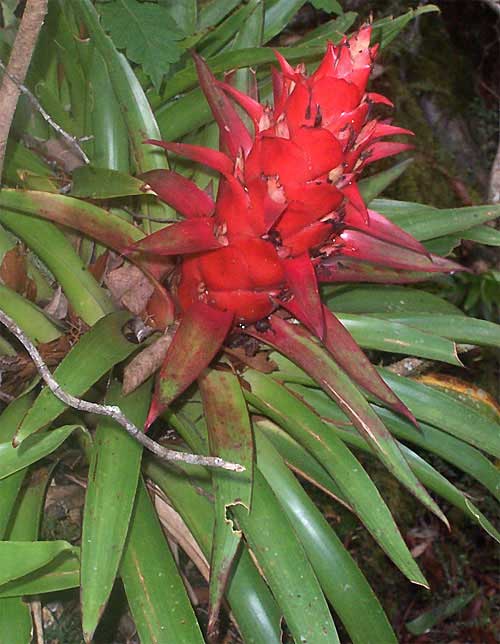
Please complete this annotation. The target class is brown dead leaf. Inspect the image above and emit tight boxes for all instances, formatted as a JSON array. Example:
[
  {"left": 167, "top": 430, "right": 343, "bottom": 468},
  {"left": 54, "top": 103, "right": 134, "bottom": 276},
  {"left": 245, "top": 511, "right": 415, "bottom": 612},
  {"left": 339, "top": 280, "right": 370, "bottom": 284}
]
[
  {"left": 44, "top": 286, "right": 69, "bottom": 320},
  {"left": 122, "top": 329, "right": 175, "bottom": 395},
  {"left": 88, "top": 251, "right": 110, "bottom": 283},
  {"left": 224, "top": 346, "right": 277, "bottom": 373},
  {"left": 152, "top": 487, "right": 210, "bottom": 582},
  {"left": 0, "top": 330, "right": 84, "bottom": 398},
  {"left": 39, "top": 138, "right": 85, "bottom": 173},
  {"left": 105, "top": 264, "right": 154, "bottom": 315},
  {"left": 0, "top": 246, "right": 28, "bottom": 294}
]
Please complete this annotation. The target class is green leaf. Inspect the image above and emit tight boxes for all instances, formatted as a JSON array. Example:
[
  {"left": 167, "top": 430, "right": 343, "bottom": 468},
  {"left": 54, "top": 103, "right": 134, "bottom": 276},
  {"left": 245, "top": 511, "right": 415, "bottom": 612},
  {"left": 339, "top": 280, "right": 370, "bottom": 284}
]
[
  {"left": 371, "top": 5, "right": 440, "bottom": 49},
  {"left": 462, "top": 224, "right": 500, "bottom": 246},
  {"left": 88, "top": 47, "right": 130, "bottom": 172},
  {"left": 100, "top": 0, "right": 185, "bottom": 90},
  {"left": 336, "top": 313, "right": 461, "bottom": 364},
  {"left": 263, "top": 0, "right": 308, "bottom": 42},
  {"left": 81, "top": 380, "right": 150, "bottom": 642},
  {"left": 0, "top": 425, "right": 80, "bottom": 481},
  {"left": 373, "top": 314, "right": 500, "bottom": 349},
  {"left": 256, "top": 418, "right": 347, "bottom": 506},
  {"left": 372, "top": 199, "right": 500, "bottom": 241},
  {"left": 0, "top": 208, "right": 112, "bottom": 324},
  {"left": 71, "top": 166, "right": 145, "bottom": 199},
  {"left": 423, "top": 234, "right": 461, "bottom": 256},
  {"left": 0, "top": 598, "right": 32, "bottom": 644},
  {"left": 309, "top": 0, "right": 343, "bottom": 15},
  {"left": 0, "top": 541, "right": 76, "bottom": 586},
  {"left": 359, "top": 158, "right": 414, "bottom": 203},
  {"left": 197, "top": 0, "right": 262, "bottom": 59},
  {"left": 251, "top": 319, "right": 448, "bottom": 527},
  {"left": 0, "top": 550, "right": 80, "bottom": 598},
  {"left": 0, "top": 285, "right": 60, "bottom": 344},
  {"left": 255, "top": 427, "right": 398, "bottom": 644},
  {"left": 197, "top": 0, "right": 240, "bottom": 31},
  {"left": 160, "top": 43, "right": 326, "bottom": 102},
  {"left": 199, "top": 369, "right": 253, "bottom": 636},
  {"left": 0, "top": 394, "right": 36, "bottom": 539},
  {"left": 16, "top": 311, "right": 138, "bottom": 443},
  {"left": 233, "top": 470, "right": 340, "bottom": 644},
  {"left": 144, "top": 459, "right": 283, "bottom": 644},
  {"left": 379, "top": 369, "right": 500, "bottom": 458},
  {"left": 406, "top": 593, "right": 476, "bottom": 636},
  {"left": 76, "top": 0, "right": 169, "bottom": 197},
  {"left": 120, "top": 479, "right": 205, "bottom": 644},
  {"left": 288, "top": 384, "right": 500, "bottom": 503},
  {"left": 244, "top": 371, "right": 428, "bottom": 586},
  {"left": 324, "top": 285, "right": 463, "bottom": 315},
  {"left": 0, "top": 189, "right": 142, "bottom": 252},
  {"left": 373, "top": 406, "right": 500, "bottom": 502}
]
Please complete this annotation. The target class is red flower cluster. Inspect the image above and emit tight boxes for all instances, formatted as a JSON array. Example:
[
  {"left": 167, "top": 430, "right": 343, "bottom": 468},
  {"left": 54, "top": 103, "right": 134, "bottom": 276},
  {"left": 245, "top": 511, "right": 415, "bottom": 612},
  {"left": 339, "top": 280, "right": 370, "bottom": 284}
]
[
  {"left": 134, "top": 26, "right": 455, "bottom": 341},
  {"left": 129, "top": 27, "right": 461, "bottom": 424}
]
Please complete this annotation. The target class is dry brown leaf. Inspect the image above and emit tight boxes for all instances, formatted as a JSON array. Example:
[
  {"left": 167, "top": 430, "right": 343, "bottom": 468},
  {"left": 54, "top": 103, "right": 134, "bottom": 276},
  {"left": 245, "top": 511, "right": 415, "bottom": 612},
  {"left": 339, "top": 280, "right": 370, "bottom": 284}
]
[
  {"left": 0, "top": 245, "right": 28, "bottom": 293},
  {"left": 122, "top": 330, "right": 175, "bottom": 395},
  {"left": 224, "top": 346, "right": 277, "bottom": 373},
  {"left": 44, "top": 285, "right": 68, "bottom": 320},
  {"left": 152, "top": 488, "right": 210, "bottom": 582},
  {"left": 40, "top": 138, "right": 85, "bottom": 173},
  {"left": 105, "top": 263, "right": 154, "bottom": 315}
]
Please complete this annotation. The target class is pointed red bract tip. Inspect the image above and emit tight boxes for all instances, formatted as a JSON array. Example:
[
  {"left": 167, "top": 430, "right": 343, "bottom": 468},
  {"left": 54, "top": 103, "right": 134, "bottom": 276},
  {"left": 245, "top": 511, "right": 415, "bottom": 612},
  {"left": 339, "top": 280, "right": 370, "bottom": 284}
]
[{"left": 144, "top": 394, "right": 165, "bottom": 431}]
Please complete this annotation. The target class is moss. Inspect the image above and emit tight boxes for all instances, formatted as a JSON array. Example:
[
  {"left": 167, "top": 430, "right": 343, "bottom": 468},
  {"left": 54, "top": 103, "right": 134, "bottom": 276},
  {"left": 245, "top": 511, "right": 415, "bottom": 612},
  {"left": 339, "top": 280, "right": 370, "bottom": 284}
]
[{"left": 363, "top": 9, "right": 486, "bottom": 207}]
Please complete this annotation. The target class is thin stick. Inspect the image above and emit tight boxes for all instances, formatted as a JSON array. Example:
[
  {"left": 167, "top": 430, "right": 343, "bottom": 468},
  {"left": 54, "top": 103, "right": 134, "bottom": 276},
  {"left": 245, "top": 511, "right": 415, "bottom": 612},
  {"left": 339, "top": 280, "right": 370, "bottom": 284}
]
[
  {"left": 0, "top": 59, "right": 90, "bottom": 165},
  {"left": 0, "top": 308, "right": 244, "bottom": 473},
  {"left": 0, "top": 0, "right": 49, "bottom": 181}
]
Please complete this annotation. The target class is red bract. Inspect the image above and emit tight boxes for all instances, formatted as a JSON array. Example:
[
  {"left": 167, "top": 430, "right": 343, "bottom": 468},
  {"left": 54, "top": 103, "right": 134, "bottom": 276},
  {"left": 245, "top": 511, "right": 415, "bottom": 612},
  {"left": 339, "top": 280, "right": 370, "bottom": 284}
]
[{"left": 132, "top": 27, "right": 462, "bottom": 424}]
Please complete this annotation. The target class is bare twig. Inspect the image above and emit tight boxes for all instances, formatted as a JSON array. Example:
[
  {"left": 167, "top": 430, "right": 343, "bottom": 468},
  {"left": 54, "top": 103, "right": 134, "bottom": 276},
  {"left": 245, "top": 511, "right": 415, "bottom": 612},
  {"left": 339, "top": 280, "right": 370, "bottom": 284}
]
[
  {"left": 0, "top": 59, "right": 90, "bottom": 165},
  {"left": 0, "top": 308, "right": 244, "bottom": 473},
  {"left": 0, "top": 0, "right": 49, "bottom": 181}
]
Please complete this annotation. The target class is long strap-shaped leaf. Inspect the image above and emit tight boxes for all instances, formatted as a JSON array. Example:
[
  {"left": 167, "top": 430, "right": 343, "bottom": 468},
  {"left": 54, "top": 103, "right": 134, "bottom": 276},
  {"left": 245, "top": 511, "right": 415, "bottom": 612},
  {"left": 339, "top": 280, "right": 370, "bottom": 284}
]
[
  {"left": 144, "top": 458, "right": 283, "bottom": 644},
  {"left": 120, "top": 479, "right": 205, "bottom": 644},
  {"left": 254, "top": 426, "right": 398, "bottom": 644},
  {"left": 322, "top": 306, "right": 417, "bottom": 422},
  {"left": 0, "top": 189, "right": 142, "bottom": 251},
  {"left": 15, "top": 311, "right": 138, "bottom": 443},
  {"left": 244, "top": 370, "right": 427, "bottom": 586},
  {"left": 199, "top": 368, "right": 254, "bottom": 639},
  {"left": 81, "top": 380, "right": 150, "bottom": 642},
  {"left": 233, "top": 469, "right": 340, "bottom": 644},
  {"left": 378, "top": 369, "right": 500, "bottom": 459},
  {"left": 287, "top": 383, "right": 500, "bottom": 503},
  {"left": 246, "top": 316, "right": 448, "bottom": 526}
]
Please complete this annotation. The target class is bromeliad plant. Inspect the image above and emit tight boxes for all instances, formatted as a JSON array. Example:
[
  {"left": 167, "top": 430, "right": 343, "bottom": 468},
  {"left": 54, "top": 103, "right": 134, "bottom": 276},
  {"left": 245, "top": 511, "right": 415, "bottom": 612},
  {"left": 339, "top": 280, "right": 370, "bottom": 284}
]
[
  {"left": 129, "top": 25, "right": 460, "bottom": 431},
  {"left": 0, "top": 2, "right": 499, "bottom": 643}
]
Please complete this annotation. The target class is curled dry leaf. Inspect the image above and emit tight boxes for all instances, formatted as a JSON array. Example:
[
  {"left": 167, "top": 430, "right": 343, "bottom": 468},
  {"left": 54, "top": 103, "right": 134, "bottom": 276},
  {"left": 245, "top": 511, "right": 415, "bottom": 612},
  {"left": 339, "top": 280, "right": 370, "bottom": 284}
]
[
  {"left": 44, "top": 285, "right": 69, "bottom": 320},
  {"left": 105, "top": 263, "right": 154, "bottom": 315},
  {"left": 122, "top": 328, "right": 176, "bottom": 395},
  {"left": 0, "top": 334, "right": 73, "bottom": 397},
  {"left": 0, "top": 245, "right": 36, "bottom": 300}
]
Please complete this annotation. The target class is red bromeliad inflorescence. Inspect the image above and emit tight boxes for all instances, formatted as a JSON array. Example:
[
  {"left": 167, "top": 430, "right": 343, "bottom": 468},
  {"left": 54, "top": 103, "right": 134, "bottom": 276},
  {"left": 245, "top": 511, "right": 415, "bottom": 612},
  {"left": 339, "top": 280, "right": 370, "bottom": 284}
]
[{"left": 129, "top": 27, "right": 462, "bottom": 425}]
